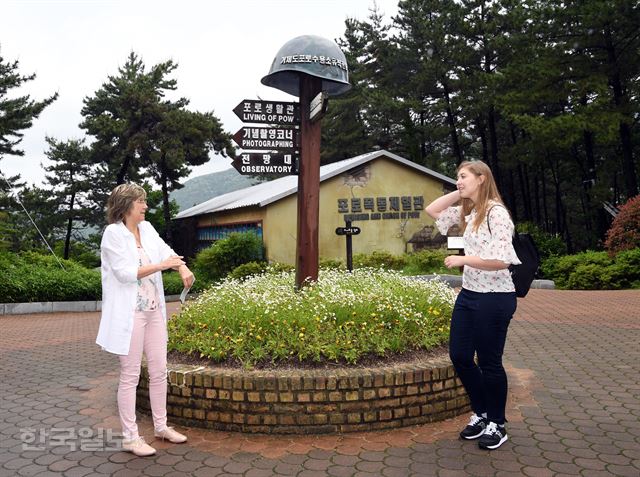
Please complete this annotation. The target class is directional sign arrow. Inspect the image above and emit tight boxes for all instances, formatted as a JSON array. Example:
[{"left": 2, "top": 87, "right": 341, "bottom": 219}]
[
  {"left": 335, "top": 226, "right": 361, "bottom": 236},
  {"left": 232, "top": 126, "right": 300, "bottom": 151},
  {"left": 233, "top": 152, "right": 298, "bottom": 168},
  {"left": 231, "top": 153, "right": 297, "bottom": 176},
  {"left": 233, "top": 99, "right": 300, "bottom": 125}
]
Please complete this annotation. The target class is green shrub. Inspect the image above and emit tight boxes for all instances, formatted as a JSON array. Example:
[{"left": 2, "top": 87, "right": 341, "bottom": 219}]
[
  {"left": 192, "top": 232, "right": 264, "bottom": 283},
  {"left": 541, "top": 250, "right": 610, "bottom": 289},
  {"left": 353, "top": 251, "right": 407, "bottom": 270},
  {"left": 0, "top": 251, "right": 202, "bottom": 303},
  {"left": 605, "top": 195, "right": 640, "bottom": 256},
  {"left": 0, "top": 251, "right": 101, "bottom": 302},
  {"left": 319, "top": 258, "right": 344, "bottom": 269},
  {"left": 566, "top": 264, "right": 616, "bottom": 290},
  {"left": 168, "top": 268, "right": 456, "bottom": 367},
  {"left": 403, "top": 249, "right": 455, "bottom": 275},
  {"left": 228, "top": 261, "right": 267, "bottom": 280},
  {"left": 611, "top": 248, "right": 640, "bottom": 288},
  {"left": 516, "top": 222, "right": 567, "bottom": 259},
  {"left": 53, "top": 241, "right": 100, "bottom": 268},
  {"left": 541, "top": 248, "right": 640, "bottom": 290},
  {"left": 266, "top": 262, "right": 295, "bottom": 274},
  {"left": 162, "top": 272, "right": 185, "bottom": 295}
]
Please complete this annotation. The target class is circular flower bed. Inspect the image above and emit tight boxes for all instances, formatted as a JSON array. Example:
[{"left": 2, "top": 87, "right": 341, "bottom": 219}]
[
  {"left": 139, "top": 269, "right": 468, "bottom": 434},
  {"left": 167, "top": 268, "right": 456, "bottom": 368}
]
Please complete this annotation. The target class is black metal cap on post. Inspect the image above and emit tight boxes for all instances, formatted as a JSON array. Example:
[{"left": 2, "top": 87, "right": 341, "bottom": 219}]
[{"left": 261, "top": 35, "right": 351, "bottom": 97}]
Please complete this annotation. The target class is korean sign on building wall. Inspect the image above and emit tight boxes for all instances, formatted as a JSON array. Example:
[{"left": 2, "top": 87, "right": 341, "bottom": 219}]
[{"left": 337, "top": 195, "right": 424, "bottom": 222}]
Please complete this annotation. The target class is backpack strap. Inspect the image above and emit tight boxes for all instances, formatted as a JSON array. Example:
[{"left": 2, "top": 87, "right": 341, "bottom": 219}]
[{"left": 486, "top": 204, "right": 504, "bottom": 236}]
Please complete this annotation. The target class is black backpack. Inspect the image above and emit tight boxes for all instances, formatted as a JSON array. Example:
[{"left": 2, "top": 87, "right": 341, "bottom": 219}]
[{"left": 487, "top": 206, "right": 541, "bottom": 297}]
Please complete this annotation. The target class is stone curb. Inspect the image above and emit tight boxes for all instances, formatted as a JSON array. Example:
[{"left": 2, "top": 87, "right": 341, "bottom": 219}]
[
  {"left": 0, "top": 276, "right": 556, "bottom": 316},
  {"left": 0, "top": 295, "right": 182, "bottom": 316}
]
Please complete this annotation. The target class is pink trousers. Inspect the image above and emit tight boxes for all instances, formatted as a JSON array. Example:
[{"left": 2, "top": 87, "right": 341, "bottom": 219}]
[{"left": 117, "top": 309, "right": 168, "bottom": 440}]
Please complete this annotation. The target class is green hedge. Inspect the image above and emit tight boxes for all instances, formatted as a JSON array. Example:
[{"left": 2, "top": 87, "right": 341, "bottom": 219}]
[
  {"left": 0, "top": 252, "right": 200, "bottom": 303},
  {"left": 541, "top": 248, "right": 640, "bottom": 289},
  {"left": 0, "top": 251, "right": 101, "bottom": 303},
  {"left": 192, "top": 232, "right": 264, "bottom": 283}
]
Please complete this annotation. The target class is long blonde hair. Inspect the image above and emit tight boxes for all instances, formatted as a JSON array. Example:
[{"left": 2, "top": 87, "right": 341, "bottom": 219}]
[{"left": 457, "top": 160, "right": 507, "bottom": 233}]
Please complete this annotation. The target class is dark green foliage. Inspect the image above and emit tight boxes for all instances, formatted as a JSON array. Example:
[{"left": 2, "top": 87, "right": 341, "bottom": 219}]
[
  {"left": 322, "top": 0, "right": 640, "bottom": 251},
  {"left": 319, "top": 258, "right": 344, "bottom": 270},
  {"left": 541, "top": 248, "right": 640, "bottom": 289},
  {"left": 403, "top": 249, "right": 454, "bottom": 275},
  {"left": 43, "top": 137, "right": 94, "bottom": 259},
  {"left": 0, "top": 251, "right": 202, "bottom": 303},
  {"left": 0, "top": 52, "right": 57, "bottom": 158},
  {"left": 162, "top": 272, "right": 186, "bottom": 296},
  {"left": 352, "top": 251, "right": 407, "bottom": 270},
  {"left": 80, "top": 52, "right": 234, "bottom": 242},
  {"left": 0, "top": 251, "right": 101, "bottom": 303},
  {"left": 53, "top": 241, "right": 99, "bottom": 269},
  {"left": 228, "top": 261, "right": 267, "bottom": 280},
  {"left": 516, "top": 222, "right": 567, "bottom": 259},
  {"left": 192, "top": 232, "right": 264, "bottom": 283}
]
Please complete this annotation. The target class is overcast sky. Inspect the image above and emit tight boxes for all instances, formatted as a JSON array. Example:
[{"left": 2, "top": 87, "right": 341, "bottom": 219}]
[{"left": 1, "top": 0, "right": 399, "bottom": 187}]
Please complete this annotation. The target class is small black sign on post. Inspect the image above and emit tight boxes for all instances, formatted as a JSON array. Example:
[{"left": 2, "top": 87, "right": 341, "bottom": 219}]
[{"left": 335, "top": 221, "right": 360, "bottom": 271}]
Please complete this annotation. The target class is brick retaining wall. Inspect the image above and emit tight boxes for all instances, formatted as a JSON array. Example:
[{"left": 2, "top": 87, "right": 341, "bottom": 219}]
[{"left": 138, "top": 354, "right": 470, "bottom": 434}]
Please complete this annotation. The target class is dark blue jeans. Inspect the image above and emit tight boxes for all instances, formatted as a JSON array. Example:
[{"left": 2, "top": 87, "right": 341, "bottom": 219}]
[{"left": 449, "top": 288, "right": 517, "bottom": 425}]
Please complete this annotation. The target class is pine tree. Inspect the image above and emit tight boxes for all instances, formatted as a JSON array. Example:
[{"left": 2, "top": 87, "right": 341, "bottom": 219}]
[
  {"left": 80, "top": 52, "right": 187, "bottom": 185},
  {"left": 42, "top": 137, "right": 93, "bottom": 259},
  {"left": 0, "top": 50, "right": 57, "bottom": 159}
]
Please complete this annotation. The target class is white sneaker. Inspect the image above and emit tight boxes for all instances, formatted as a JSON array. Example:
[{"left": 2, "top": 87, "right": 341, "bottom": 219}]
[
  {"left": 154, "top": 426, "right": 187, "bottom": 443},
  {"left": 122, "top": 437, "right": 156, "bottom": 456},
  {"left": 478, "top": 421, "right": 508, "bottom": 450}
]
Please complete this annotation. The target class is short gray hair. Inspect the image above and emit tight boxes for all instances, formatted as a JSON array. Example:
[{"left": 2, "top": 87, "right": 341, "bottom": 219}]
[{"left": 106, "top": 184, "right": 146, "bottom": 224}]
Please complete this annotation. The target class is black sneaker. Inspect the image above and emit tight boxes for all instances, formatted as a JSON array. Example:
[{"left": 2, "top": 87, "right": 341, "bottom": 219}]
[
  {"left": 459, "top": 413, "right": 487, "bottom": 440},
  {"left": 478, "top": 421, "right": 508, "bottom": 449}
]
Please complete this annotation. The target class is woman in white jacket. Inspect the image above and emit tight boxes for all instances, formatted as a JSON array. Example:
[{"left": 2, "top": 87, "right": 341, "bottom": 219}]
[{"left": 96, "top": 184, "right": 194, "bottom": 456}]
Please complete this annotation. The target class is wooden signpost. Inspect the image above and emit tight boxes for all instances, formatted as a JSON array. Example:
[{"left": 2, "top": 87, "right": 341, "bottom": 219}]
[{"left": 258, "top": 35, "right": 351, "bottom": 289}]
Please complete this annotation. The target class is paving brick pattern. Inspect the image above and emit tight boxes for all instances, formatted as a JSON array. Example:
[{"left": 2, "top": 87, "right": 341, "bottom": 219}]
[{"left": 1, "top": 289, "right": 639, "bottom": 476}]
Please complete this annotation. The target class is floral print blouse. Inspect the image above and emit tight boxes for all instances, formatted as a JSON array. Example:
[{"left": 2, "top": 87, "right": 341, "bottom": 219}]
[
  {"left": 136, "top": 246, "right": 159, "bottom": 311},
  {"left": 435, "top": 201, "right": 521, "bottom": 293}
]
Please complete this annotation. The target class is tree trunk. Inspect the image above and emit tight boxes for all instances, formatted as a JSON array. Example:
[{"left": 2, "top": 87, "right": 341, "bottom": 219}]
[
  {"left": 420, "top": 110, "right": 427, "bottom": 166},
  {"left": 477, "top": 117, "right": 488, "bottom": 163},
  {"left": 541, "top": 163, "right": 549, "bottom": 232},
  {"left": 533, "top": 169, "right": 541, "bottom": 224},
  {"left": 116, "top": 154, "right": 132, "bottom": 185},
  {"left": 64, "top": 191, "right": 75, "bottom": 260},
  {"left": 487, "top": 106, "right": 501, "bottom": 188},
  {"left": 160, "top": 159, "right": 172, "bottom": 245},
  {"left": 517, "top": 164, "right": 532, "bottom": 221},
  {"left": 604, "top": 27, "right": 638, "bottom": 197},
  {"left": 441, "top": 80, "right": 464, "bottom": 165},
  {"left": 507, "top": 169, "right": 517, "bottom": 222}
]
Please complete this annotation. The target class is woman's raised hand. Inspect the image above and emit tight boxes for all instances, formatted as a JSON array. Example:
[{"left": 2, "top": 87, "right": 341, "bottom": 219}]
[{"left": 161, "top": 255, "right": 185, "bottom": 271}]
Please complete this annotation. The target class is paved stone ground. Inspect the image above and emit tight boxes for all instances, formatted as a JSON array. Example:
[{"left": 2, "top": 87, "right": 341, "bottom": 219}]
[{"left": 1, "top": 290, "right": 639, "bottom": 477}]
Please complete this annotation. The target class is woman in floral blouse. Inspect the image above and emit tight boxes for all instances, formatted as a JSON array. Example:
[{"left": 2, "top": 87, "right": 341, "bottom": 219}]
[{"left": 425, "top": 160, "right": 521, "bottom": 450}]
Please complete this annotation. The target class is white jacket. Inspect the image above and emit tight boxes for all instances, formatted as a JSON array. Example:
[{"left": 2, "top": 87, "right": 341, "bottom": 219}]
[{"left": 96, "top": 221, "right": 176, "bottom": 355}]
